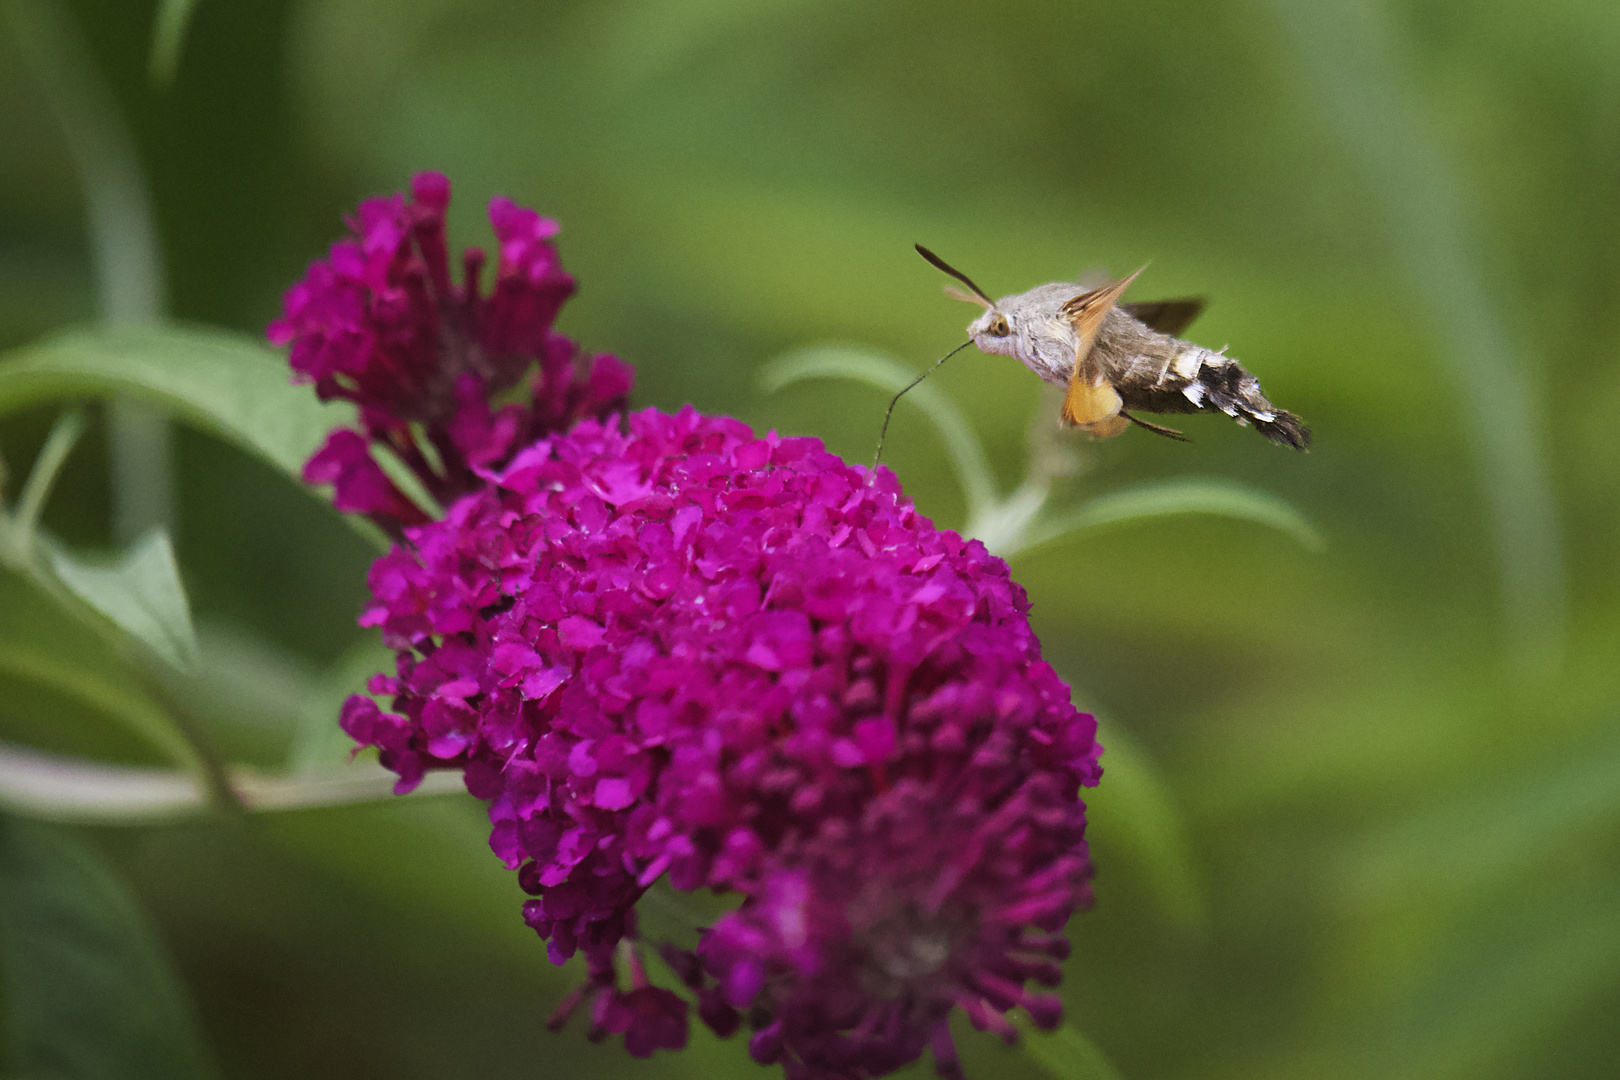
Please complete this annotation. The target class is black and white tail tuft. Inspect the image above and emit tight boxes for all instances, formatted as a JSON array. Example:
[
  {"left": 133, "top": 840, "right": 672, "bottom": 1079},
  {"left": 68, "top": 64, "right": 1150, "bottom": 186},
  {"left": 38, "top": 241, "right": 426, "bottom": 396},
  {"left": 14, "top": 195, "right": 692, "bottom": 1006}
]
[{"left": 1196, "top": 359, "right": 1311, "bottom": 450}]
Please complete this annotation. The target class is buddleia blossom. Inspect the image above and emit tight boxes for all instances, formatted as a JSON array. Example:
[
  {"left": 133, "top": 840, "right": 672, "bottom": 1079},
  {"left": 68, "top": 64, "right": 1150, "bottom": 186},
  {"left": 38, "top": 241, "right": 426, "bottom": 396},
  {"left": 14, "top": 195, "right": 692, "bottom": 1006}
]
[
  {"left": 269, "top": 171, "right": 631, "bottom": 530},
  {"left": 279, "top": 175, "right": 1102, "bottom": 1080}
]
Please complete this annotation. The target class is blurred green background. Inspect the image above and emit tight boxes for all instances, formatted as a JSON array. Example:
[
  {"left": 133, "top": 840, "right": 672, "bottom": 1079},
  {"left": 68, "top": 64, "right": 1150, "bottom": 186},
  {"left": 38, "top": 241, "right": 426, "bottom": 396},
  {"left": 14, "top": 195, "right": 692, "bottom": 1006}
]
[{"left": 2, "top": 0, "right": 1620, "bottom": 1078}]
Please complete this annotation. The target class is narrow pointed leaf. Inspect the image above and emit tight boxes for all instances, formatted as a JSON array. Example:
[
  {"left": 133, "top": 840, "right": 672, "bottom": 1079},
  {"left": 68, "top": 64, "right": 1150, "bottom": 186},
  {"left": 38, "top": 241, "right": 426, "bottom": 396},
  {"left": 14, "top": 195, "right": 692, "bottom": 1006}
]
[
  {"left": 50, "top": 529, "right": 198, "bottom": 672},
  {"left": 1024, "top": 478, "right": 1324, "bottom": 553},
  {"left": 1271, "top": 0, "right": 1564, "bottom": 667},
  {"left": 0, "top": 323, "right": 350, "bottom": 484},
  {"left": 371, "top": 439, "right": 447, "bottom": 521},
  {"left": 0, "top": 813, "right": 216, "bottom": 1080}
]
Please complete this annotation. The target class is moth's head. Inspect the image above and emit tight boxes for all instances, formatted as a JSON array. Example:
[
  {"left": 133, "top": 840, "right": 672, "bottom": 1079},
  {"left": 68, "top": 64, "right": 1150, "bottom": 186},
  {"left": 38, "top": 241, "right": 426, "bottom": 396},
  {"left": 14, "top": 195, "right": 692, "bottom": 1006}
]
[
  {"left": 964, "top": 304, "right": 1017, "bottom": 357},
  {"left": 914, "top": 244, "right": 1016, "bottom": 356}
]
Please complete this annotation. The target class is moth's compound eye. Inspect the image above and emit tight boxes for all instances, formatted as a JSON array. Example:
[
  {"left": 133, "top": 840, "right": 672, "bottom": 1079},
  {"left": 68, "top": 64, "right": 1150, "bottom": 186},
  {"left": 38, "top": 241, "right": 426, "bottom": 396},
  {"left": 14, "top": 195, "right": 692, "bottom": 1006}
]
[{"left": 987, "top": 314, "right": 1011, "bottom": 337}]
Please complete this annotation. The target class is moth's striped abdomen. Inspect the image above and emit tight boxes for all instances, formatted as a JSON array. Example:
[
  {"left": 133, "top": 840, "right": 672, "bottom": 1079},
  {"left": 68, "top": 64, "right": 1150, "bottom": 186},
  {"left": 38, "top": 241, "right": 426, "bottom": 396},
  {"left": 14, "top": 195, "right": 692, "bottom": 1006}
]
[{"left": 1095, "top": 316, "right": 1311, "bottom": 450}]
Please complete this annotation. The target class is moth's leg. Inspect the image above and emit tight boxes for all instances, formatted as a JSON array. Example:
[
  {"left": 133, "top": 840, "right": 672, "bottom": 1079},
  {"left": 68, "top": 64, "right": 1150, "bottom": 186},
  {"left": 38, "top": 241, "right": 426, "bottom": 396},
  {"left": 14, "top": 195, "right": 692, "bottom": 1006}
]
[{"left": 1119, "top": 410, "right": 1189, "bottom": 442}]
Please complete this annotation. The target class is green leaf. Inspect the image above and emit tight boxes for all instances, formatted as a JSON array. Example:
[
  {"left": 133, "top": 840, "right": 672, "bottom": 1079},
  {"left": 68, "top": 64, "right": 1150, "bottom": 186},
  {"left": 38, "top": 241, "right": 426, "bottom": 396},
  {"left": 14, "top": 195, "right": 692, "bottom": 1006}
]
[
  {"left": 0, "top": 323, "right": 351, "bottom": 485},
  {"left": 1022, "top": 478, "right": 1324, "bottom": 554},
  {"left": 759, "top": 344, "right": 999, "bottom": 518},
  {"left": 3, "top": 0, "right": 164, "bottom": 326},
  {"left": 0, "top": 813, "right": 216, "bottom": 1080},
  {"left": 1015, "top": 1016, "right": 1126, "bottom": 1080},
  {"left": 172, "top": 623, "right": 319, "bottom": 766},
  {"left": 49, "top": 529, "right": 198, "bottom": 673},
  {"left": 0, "top": 641, "right": 195, "bottom": 770},
  {"left": 637, "top": 879, "right": 743, "bottom": 953}
]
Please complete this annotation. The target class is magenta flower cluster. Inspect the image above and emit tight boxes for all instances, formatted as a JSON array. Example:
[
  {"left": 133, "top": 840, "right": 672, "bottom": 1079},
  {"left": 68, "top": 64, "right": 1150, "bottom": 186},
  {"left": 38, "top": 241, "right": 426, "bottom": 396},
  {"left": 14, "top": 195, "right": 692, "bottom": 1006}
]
[
  {"left": 269, "top": 171, "right": 630, "bottom": 531},
  {"left": 279, "top": 175, "right": 1102, "bottom": 1080}
]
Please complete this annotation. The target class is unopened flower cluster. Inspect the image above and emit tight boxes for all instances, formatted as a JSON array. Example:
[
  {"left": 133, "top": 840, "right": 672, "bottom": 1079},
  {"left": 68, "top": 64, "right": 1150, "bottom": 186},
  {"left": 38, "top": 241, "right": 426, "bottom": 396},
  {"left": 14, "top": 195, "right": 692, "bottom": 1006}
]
[{"left": 277, "top": 174, "right": 1102, "bottom": 1080}]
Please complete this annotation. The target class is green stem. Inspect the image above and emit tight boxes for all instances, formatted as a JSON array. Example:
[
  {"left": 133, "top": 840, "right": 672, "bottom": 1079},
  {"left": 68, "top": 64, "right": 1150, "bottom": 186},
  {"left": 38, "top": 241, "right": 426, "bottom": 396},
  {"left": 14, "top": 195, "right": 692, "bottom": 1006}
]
[
  {"left": 126, "top": 668, "right": 243, "bottom": 815},
  {"left": 964, "top": 476, "right": 1052, "bottom": 558},
  {"left": 759, "top": 346, "right": 1001, "bottom": 521},
  {"left": 147, "top": 0, "right": 202, "bottom": 87},
  {"left": 7, "top": 409, "right": 85, "bottom": 563},
  {"left": 0, "top": 741, "right": 465, "bottom": 824},
  {"left": 19, "top": 534, "right": 242, "bottom": 814}
]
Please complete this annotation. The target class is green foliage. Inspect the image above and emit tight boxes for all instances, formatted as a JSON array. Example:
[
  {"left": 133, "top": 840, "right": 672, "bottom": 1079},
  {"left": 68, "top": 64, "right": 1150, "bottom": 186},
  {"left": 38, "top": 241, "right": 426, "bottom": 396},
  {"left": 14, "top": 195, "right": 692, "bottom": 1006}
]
[
  {"left": 0, "top": 0, "right": 1617, "bottom": 1078},
  {"left": 0, "top": 325, "right": 348, "bottom": 484},
  {"left": 146, "top": 0, "right": 201, "bottom": 88},
  {"left": 1023, "top": 479, "right": 1324, "bottom": 555},
  {"left": 0, "top": 813, "right": 216, "bottom": 1080},
  {"left": 6, "top": 407, "right": 85, "bottom": 558},
  {"left": 50, "top": 528, "right": 199, "bottom": 672}
]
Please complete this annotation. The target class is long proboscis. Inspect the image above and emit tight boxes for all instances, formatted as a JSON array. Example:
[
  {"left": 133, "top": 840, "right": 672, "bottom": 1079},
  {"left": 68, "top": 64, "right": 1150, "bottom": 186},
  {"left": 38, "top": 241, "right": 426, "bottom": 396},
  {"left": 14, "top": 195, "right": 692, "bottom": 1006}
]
[
  {"left": 914, "top": 244, "right": 995, "bottom": 306},
  {"left": 870, "top": 339, "right": 974, "bottom": 479}
]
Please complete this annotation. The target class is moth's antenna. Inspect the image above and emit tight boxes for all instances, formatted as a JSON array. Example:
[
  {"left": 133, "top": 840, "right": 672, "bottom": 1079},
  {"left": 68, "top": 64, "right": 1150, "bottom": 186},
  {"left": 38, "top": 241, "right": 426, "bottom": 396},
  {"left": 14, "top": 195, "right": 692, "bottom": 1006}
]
[
  {"left": 915, "top": 244, "right": 995, "bottom": 306},
  {"left": 871, "top": 339, "right": 974, "bottom": 480}
]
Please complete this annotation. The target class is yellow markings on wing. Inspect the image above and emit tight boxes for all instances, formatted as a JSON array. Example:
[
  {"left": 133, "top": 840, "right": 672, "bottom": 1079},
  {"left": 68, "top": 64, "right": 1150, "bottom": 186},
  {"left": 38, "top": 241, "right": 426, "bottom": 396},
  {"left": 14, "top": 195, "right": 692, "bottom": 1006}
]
[
  {"left": 1057, "top": 266, "right": 1142, "bottom": 438},
  {"left": 1059, "top": 377, "right": 1124, "bottom": 430}
]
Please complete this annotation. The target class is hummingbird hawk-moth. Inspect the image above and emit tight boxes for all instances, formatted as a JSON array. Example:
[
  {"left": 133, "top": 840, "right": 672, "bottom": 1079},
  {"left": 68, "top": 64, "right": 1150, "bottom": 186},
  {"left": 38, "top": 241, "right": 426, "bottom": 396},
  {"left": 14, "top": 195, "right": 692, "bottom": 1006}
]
[{"left": 916, "top": 245, "right": 1310, "bottom": 449}]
